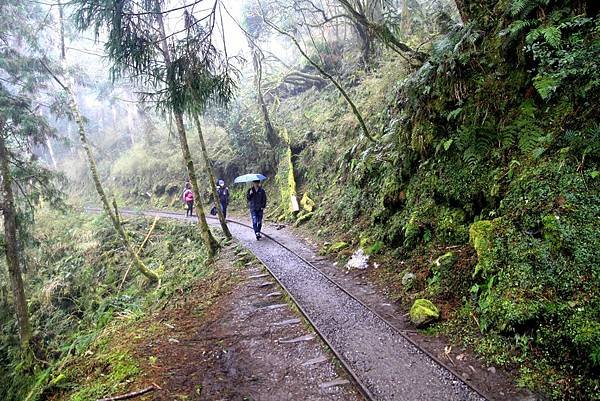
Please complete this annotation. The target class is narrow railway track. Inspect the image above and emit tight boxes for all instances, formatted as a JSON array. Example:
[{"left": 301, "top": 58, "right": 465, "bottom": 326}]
[{"left": 97, "top": 207, "right": 490, "bottom": 401}]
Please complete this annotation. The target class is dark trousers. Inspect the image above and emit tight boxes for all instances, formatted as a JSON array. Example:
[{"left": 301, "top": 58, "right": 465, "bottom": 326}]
[
  {"left": 186, "top": 201, "right": 193, "bottom": 216},
  {"left": 250, "top": 209, "right": 263, "bottom": 234},
  {"left": 220, "top": 202, "right": 227, "bottom": 219}
]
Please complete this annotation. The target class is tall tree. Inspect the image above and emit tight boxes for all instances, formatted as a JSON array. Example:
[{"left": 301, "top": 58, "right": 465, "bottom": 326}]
[
  {"left": 258, "top": 0, "right": 376, "bottom": 142},
  {"left": 46, "top": 1, "right": 160, "bottom": 281},
  {"left": 0, "top": 125, "right": 31, "bottom": 348},
  {"left": 0, "top": 0, "right": 65, "bottom": 346},
  {"left": 72, "top": 0, "right": 236, "bottom": 256}
]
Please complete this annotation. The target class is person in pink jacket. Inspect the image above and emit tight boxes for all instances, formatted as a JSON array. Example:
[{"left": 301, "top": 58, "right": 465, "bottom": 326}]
[{"left": 182, "top": 182, "right": 194, "bottom": 217}]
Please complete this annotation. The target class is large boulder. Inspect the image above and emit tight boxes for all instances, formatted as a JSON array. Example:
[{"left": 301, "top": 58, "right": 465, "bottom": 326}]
[{"left": 410, "top": 299, "right": 440, "bottom": 327}]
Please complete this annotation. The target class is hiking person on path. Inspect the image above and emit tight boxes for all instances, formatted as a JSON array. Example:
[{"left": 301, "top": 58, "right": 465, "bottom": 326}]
[
  {"left": 182, "top": 182, "right": 194, "bottom": 217},
  {"left": 217, "top": 179, "right": 230, "bottom": 219},
  {"left": 247, "top": 180, "right": 267, "bottom": 240}
]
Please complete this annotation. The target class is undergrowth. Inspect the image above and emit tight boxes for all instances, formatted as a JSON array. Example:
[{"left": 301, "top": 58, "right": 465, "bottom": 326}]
[{"left": 0, "top": 209, "right": 214, "bottom": 401}]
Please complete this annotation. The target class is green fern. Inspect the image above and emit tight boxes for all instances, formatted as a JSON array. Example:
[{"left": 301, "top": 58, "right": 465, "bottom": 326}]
[
  {"left": 518, "top": 128, "right": 545, "bottom": 154},
  {"left": 501, "top": 19, "right": 538, "bottom": 39},
  {"left": 499, "top": 129, "right": 516, "bottom": 148},
  {"left": 527, "top": 26, "right": 562, "bottom": 48},
  {"left": 533, "top": 75, "right": 559, "bottom": 99},
  {"left": 509, "top": 0, "right": 549, "bottom": 18},
  {"left": 462, "top": 146, "right": 480, "bottom": 169}
]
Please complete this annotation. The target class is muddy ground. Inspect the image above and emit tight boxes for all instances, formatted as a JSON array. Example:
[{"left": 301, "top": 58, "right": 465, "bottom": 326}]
[{"left": 128, "top": 242, "right": 363, "bottom": 401}]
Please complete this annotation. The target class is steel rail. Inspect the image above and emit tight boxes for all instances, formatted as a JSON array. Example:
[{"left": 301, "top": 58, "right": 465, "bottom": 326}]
[{"left": 88, "top": 207, "right": 491, "bottom": 401}]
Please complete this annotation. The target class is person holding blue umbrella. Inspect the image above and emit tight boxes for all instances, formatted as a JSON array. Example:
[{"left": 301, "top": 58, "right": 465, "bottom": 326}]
[
  {"left": 235, "top": 174, "right": 267, "bottom": 240},
  {"left": 247, "top": 180, "right": 267, "bottom": 240}
]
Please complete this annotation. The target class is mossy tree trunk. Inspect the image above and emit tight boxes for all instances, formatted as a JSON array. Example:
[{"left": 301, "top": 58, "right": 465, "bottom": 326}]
[
  {"left": 192, "top": 113, "right": 231, "bottom": 238},
  {"left": 155, "top": 9, "right": 219, "bottom": 256},
  {"left": 43, "top": 64, "right": 160, "bottom": 282},
  {"left": 0, "top": 126, "right": 32, "bottom": 348}
]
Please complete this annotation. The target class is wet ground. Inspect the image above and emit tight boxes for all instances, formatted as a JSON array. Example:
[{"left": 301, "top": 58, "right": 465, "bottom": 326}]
[
  {"left": 112, "top": 208, "right": 538, "bottom": 401},
  {"left": 132, "top": 242, "right": 362, "bottom": 401}
]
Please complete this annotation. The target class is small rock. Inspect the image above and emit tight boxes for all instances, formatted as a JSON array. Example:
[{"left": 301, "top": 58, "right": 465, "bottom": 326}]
[
  {"left": 262, "top": 303, "right": 287, "bottom": 310},
  {"left": 319, "top": 378, "right": 350, "bottom": 389},
  {"left": 249, "top": 273, "right": 269, "bottom": 279},
  {"left": 487, "top": 366, "right": 496, "bottom": 374},
  {"left": 302, "top": 355, "right": 328, "bottom": 366},
  {"left": 278, "top": 334, "right": 315, "bottom": 343},
  {"left": 272, "top": 318, "right": 301, "bottom": 326},
  {"left": 401, "top": 272, "right": 416, "bottom": 288},
  {"left": 409, "top": 299, "right": 440, "bottom": 327}
]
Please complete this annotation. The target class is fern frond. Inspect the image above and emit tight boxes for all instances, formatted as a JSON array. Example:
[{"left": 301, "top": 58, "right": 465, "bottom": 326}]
[
  {"left": 533, "top": 75, "right": 559, "bottom": 99},
  {"left": 502, "top": 19, "right": 537, "bottom": 39},
  {"left": 526, "top": 26, "right": 562, "bottom": 48}
]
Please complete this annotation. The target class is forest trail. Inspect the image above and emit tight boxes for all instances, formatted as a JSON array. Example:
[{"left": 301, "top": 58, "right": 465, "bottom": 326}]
[
  {"left": 99, "top": 216, "right": 361, "bottom": 401},
  {"left": 114, "top": 209, "right": 539, "bottom": 401}
]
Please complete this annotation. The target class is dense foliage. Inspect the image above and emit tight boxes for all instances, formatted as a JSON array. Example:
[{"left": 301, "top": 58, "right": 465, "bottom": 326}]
[
  {"left": 1, "top": 0, "right": 598, "bottom": 400},
  {"left": 0, "top": 212, "right": 211, "bottom": 400},
  {"left": 196, "top": 1, "right": 599, "bottom": 399}
]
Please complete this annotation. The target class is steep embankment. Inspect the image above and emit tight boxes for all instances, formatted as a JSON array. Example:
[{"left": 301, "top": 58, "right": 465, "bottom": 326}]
[{"left": 216, "top": 3, "right": 599, "bottom": 400}]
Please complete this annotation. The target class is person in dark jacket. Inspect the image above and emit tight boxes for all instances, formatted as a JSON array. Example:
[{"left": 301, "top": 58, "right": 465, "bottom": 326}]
[
  {"left": 216, "top": 179, "right": 230, "bottom": 219},
  {"left": 247, "top": 180, "right": 267, "bottom": 240}
]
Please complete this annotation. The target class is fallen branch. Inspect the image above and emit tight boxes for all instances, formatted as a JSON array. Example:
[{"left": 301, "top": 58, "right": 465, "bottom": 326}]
[
  {"left": 118, "top": 216, "right": 160, "bottom": 292},
  {"left": 97, "top": 386, "right": 156, "bottom": 401}
]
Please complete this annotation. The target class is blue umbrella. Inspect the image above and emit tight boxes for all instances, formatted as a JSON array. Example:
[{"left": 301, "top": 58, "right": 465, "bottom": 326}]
[{"left": 234, "top": 173, "right": 267, "bottom": 184}]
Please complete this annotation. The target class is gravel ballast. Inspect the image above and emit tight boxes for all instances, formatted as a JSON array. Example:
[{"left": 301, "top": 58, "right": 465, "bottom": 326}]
[{"left": 122, "top": 210, "right": 486, "bottom": 401}]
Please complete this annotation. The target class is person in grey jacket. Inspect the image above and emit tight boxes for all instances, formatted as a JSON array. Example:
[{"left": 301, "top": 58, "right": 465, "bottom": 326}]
[{"left": 247, "top": 180, "right": 267, "bottom": 240}]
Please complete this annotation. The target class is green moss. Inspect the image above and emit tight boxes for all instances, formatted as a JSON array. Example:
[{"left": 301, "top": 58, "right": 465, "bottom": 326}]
[
  {"left": 469, "top": 218, "right": 502, "bottom": 278},
  {"left": 68, "top": 350, "right": 140, "bottom": 401},
  {"left": 294, "top": 211, "right": 314, "bottom": 227},
  {"left": 410, "top": 299, "right": 440, "bottom": 327},
  {"left": 300, "top": 193, "right": 315, "bottom": 212},
  {"left": 329, "top": 241, "right": 349, "bottom": 252},
  {"left": 271, "top": 146, "right": 299, "bottom": 221}
]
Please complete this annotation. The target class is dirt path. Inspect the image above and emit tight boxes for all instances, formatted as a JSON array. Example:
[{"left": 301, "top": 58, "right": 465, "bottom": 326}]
[{"left": 132, "top": 241, "right": 363, "bottom": 401}]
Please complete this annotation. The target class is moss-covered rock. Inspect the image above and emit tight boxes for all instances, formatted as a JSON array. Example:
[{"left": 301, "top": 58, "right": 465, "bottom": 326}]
[
  {"left": 432, "top": 251, "right": 457, "bottom": 271},
  {"left": 300, "top": 193, "right": 315, "bottom": 212},
  {"left": 294, "top": 211, "right": 314, "bottom": 227},
  {"left": 410, "top": 299, "right": 440, "bottom": 327},
  {"left": 329, "top": 241, "right": 349, "bottom": 252},
  {"left": 469, "top": 218, "right": 502, "bottom": 278},
  {"left": 401, "top": 272, "right": 416, "bottom": 289}
]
